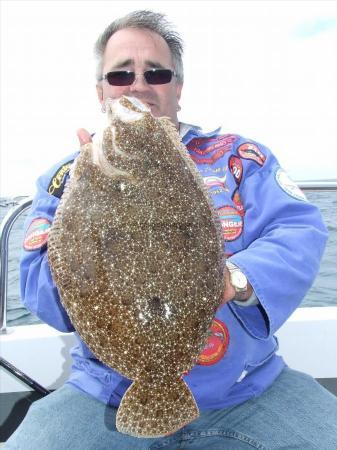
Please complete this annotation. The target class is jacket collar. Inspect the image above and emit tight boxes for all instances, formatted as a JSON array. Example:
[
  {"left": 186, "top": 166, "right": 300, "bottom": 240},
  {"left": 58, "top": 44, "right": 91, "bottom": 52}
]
[{"left": 179, "top": 122, "right": 222, "bottom": 144}]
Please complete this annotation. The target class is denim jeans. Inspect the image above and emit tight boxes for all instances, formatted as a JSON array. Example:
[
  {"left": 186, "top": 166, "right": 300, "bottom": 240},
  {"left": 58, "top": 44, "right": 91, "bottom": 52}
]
[{"left": 5, "top": 367, "right": 337, "bottom": 449}]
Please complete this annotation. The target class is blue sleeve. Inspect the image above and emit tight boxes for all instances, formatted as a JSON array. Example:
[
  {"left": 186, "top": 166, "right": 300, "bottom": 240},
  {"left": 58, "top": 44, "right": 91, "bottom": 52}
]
[
  {"left": 20, "top": 154, "right": 78, "bottom": 333},
  {"left": 228, "top": 142, "right": 328, "bottom": 339}
]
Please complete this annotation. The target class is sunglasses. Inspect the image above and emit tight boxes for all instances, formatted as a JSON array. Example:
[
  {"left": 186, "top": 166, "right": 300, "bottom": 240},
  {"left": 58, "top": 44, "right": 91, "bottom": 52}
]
[{"left": 101, "top": 69, "right": 176, "bottom": 86}]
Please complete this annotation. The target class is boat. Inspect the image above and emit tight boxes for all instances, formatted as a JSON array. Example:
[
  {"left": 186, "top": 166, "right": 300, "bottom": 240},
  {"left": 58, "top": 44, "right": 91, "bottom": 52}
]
[{"left": 1, "top": 183, "right": 337, "bottom": 443}]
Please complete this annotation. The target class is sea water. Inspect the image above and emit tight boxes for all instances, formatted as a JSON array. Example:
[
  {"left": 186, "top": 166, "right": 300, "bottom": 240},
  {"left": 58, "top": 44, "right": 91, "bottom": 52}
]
[{"left": 1, "top": 191, "right": 336, "bottom": 327}]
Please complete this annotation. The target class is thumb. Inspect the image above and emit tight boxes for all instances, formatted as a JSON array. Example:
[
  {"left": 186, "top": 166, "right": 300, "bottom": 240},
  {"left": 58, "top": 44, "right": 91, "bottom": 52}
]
[
  {"left": 221, "top": 268, "right": 235, "bottom": 305},
  {"left": 77, "top": 128, "right": 92, "bottom": 146}
]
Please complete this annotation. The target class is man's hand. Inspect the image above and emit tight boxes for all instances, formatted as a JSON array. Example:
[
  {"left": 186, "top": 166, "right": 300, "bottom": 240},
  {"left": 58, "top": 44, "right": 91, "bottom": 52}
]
[
  {"left": 222, "top": 267, "right": 236, "bottom": 304},
  {"left": 77, "top": 128, "right": 92, "bottom": 146},
  {"left": 221, "top": 267, "right": 253, "bottom": 305}
]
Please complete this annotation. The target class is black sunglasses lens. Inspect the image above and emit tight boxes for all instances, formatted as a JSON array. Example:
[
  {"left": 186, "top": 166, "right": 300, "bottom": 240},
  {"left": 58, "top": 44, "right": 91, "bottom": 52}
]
[
  {"left": 105, "top": 69, "right": 173, "bottom": 86},
  {"left": 144, "top": 69, "right": 173, "bottom": 85},
  {"left": 106, "top": 71, "right": 135, "bottom": 86}
]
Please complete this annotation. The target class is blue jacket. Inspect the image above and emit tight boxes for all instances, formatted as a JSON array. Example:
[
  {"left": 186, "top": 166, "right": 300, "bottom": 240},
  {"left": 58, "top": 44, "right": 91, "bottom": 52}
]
[{"left": 20, "top": 124, "right": 328, "bottom": 410}]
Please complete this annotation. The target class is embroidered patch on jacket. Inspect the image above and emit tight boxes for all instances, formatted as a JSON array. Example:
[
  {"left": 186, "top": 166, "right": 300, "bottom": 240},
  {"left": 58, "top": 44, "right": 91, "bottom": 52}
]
[
  {"left": 228, "top": 155, "right": 243, "bottom": 185},
  {"left": 232, "top": 188, "right": 245, "bottom": 216},
  {"left": 187, "top": 135, "right": 238, "bottom": 165},
  {"left": 187, "top": 135, "right": 238, "bottom": 155},
  {"left": 275, "top": 168, "right": 307, "bottom": 201},
  {"left": 197, "top": 319, "right": 230, "bottom": 366},
  {"left": 237, "top": 142, "right": 266, "bottom": 166},
  {"left": 23, "top": 218, "right": 51, "bottom": 251},
  {"left": 203, "top": 171, "right": 229, "bottom": 191},
  {"left": 48, "top": 160, "right": 74, "bottom": 198},
  {"left": 217, "top": 205, "right": 243, "bottom": 241},
  {"left": 188, "top": 147, "right": 230, "bottom": 165},
  {"left": 198, "top": 165, "right": 226, "bottom": 175}
]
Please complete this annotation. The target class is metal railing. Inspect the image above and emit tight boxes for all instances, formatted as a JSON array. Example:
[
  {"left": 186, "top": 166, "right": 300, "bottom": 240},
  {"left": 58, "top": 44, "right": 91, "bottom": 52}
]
[
  {"left": 296, "top": 181, "right": 337, "bottom": 191},
  {"left": 0, "top": 197, "right": 33, "bottom": 333},
  {"left": 0, "top": 356, "right": 50, "bottom": 395},
  {"left": 0, "top": 197, "right": 52, "bottom": 395}
]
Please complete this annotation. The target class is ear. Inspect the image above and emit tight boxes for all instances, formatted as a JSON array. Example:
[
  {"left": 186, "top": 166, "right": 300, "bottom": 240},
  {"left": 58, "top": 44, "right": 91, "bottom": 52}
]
[
  {"left": 96, "top": 84, "right": 104, "bottom": 104},
  {"left": 176, "top": 82, "right": 183, "bottom": 102}
]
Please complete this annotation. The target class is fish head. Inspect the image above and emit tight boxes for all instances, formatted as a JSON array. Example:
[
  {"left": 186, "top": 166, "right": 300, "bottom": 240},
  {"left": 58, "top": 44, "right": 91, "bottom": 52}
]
[
  {"left": 105, "top": 95, "right": 151, "bottom": 123},
  {"left": 87, "top": 96, "right": 167, "bottom": 180}
]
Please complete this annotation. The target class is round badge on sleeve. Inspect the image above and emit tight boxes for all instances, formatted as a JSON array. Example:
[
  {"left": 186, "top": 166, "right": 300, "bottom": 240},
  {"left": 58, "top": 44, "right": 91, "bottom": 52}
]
[
  {"left": 275, "top": 168, "right": 307, "bottom": 202},
  {"left": 197, "top": 319, "right": 230, "bottom": 366},
  {"left": 228, "top": 155, "right": 243, "bottom": 185},
  {"left": 217, "top": 206, "right": 243, "bottom": 241},
  {"left": 23, "top": 218, "right": 51, "bottom": 251}
]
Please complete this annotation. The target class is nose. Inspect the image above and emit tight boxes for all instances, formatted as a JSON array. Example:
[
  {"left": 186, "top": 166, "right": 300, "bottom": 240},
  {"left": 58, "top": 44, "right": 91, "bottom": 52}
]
[{"left": 129, "top": 73, "right": 151, "bottom": 93}]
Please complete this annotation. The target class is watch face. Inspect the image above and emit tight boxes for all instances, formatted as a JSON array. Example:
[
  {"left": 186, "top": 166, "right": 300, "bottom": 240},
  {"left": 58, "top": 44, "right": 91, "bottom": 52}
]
[{"left": 232, "top": 271, "right": 247, "bottom": 290}]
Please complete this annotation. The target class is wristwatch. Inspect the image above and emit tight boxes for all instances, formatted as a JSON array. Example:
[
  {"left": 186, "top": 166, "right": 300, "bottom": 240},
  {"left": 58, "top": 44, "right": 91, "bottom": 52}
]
[{"left": 226, "top": 261, "right": 249, "bottom": 302}]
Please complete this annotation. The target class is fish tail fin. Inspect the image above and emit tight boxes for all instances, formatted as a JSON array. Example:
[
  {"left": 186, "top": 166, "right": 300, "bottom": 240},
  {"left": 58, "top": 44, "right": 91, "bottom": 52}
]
[{"left": 116, "top": 377, "right": 199, "bottom": 438}]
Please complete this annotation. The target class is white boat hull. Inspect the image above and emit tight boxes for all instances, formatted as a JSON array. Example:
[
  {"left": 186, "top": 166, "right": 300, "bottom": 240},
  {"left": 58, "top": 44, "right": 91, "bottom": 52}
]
[{"left": 1, "top": 306, "right": 337, "bottom": 394}]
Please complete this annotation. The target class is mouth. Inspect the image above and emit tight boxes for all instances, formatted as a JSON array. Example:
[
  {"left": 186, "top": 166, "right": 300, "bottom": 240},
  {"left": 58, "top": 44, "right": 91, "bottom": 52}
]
[
  {"left": 142, "top": 101, "right": 155, "bottom": 109},
  {"left": 146, "top": 103, "right": 159, "bottom": 115},
  {"left": 134, "top": 98, "right": 156, "bottom": 110}
]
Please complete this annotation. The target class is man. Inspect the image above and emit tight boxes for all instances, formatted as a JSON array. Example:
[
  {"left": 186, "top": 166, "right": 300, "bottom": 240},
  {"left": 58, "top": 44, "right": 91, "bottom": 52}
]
[{"left": 5, "top": 10, "right": 337, "bottom": 450}]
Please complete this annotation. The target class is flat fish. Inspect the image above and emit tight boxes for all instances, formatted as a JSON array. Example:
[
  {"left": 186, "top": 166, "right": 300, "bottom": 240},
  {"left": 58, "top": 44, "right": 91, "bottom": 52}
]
[{"left": 48, "top": 96, "right": 225, "bottom": 438}]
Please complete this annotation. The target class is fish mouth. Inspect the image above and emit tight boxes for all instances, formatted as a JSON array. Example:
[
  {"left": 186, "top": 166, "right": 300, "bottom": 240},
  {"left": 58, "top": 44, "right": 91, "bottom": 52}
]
[
  {"left": 90, "top": 96, "right": 146, "bottom": 177},
  {"left": 125, "top": 96, "right": 156, "bottom": 111},
  {"left": 105, "top": 96, "right": 151, "bottom": 123}
]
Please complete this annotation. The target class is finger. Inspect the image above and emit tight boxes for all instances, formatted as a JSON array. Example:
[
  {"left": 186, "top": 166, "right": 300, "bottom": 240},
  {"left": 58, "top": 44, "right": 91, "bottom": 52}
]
[
  {"left": 77, "top": 128, "right": 92, "bottom": 146},
  {"left": 221, "top": 268, "right": 235, "bottom": 305}
]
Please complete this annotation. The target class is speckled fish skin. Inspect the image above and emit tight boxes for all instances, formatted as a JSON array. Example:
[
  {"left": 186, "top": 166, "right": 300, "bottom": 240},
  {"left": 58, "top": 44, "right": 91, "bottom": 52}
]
[{"left": 48, "top": 96, "right": 226, "bottom": 438}]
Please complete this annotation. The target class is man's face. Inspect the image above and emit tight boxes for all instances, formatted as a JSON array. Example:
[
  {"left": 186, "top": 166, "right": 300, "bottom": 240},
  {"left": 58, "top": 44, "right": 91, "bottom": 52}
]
[{"left": 96, "top": 28, "right": 183, "bottom": 128}]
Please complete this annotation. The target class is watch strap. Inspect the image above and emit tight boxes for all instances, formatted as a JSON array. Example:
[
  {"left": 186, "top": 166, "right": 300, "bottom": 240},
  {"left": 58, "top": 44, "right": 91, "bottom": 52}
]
[
  {"left": 226, "top": 260, "right": 259, "bottom": 306},
  {"left": 233, "top": 291, "right": 259, "bottom": 307},
  {"left": 226, "top": 260, "right": 248, "bottom": 301}
]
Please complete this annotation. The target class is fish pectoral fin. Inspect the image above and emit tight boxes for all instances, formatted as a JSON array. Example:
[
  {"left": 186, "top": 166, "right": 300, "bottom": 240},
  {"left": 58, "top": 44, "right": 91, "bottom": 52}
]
[{"left": 116, "top": 376, "right": 199, "bottom": 438}]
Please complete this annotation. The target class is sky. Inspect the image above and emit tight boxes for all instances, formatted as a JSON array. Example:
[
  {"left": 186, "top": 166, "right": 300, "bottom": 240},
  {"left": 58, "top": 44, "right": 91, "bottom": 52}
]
[{"left": 1, "top": 0, "right": 337, "bottom": 197}]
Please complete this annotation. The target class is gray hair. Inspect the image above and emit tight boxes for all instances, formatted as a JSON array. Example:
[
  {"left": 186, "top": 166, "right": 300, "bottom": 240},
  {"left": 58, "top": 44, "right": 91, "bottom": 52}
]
[{"left": 94, "top": 10, "right": 184, "bottom": 84}]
